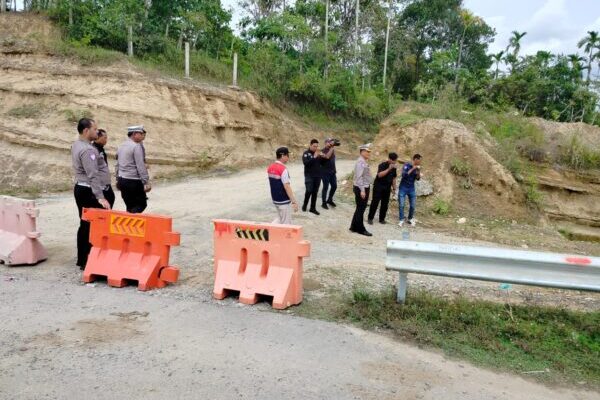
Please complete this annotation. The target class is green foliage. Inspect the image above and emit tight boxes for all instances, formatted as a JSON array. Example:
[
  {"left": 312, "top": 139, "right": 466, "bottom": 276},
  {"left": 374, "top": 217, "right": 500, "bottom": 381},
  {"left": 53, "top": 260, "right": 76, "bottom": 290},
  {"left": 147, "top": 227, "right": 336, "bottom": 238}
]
[
  {"left": 450, "top": 158, "right": 471, "bottom": 177},
  {"left": 389, "top": 113, "right": 424, "bottom": 128},
  {"left": 63, "top": 108, "right": 94, "bottom": 123},
  {"left": 432, "top": 198, "right": 451, "bottom": 215},
  {"left": 52, "top": 40, "right": 124, "bottom": 66},
  {"left": 7, "top": 104, "right": 44, "bottom": 119},
  {"left": 338, "top": 287, "right": 600, "bottom": 387},
  {"left": 525, "top": 176, "right": 543, "bottom": 208},
  {"left": 561, "top": 135, "right": 600, "bottom": 170}
]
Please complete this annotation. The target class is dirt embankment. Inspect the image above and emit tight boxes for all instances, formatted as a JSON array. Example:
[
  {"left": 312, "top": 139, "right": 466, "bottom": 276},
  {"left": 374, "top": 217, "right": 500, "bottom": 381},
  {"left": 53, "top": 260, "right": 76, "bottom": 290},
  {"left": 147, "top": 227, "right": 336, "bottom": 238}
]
[
  {"left": 0, "top": 14, "right": 359, "bottom": 193},
  {"left": 372, "top": 111, "right": 600, "bottom": 229}
]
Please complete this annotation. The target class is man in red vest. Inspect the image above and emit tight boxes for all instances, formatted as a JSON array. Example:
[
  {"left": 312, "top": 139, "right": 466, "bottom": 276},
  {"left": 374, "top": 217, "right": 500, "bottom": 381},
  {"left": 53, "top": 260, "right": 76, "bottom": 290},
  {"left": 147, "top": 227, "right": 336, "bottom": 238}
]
[{"left": 267, "top": 147, "right": 299, "bottom": 224}]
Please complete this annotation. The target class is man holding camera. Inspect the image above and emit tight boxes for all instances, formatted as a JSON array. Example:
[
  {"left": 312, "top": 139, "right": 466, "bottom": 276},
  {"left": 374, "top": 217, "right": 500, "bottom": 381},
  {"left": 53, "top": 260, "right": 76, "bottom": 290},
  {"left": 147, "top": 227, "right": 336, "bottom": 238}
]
[
  {"left": 398, "top": 154, "right": 422, "bottom": 227},
  {"left": 116, "top": 125, "right": 151, "bottom": 214},
  {"left": 367, "top": 152, "right": 398, "bottom": 225},
  {"left": 320, "top": 137, "right": 339, "bottom": 209}
]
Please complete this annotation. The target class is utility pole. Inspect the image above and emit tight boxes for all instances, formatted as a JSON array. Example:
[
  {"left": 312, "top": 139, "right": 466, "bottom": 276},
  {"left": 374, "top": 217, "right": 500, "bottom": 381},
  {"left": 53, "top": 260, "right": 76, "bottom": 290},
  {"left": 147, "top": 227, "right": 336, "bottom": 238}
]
[
  {"left": 383, "top": 0, "right": 392, "bottom": 88},
  {"left": 127, "top": 25, "right": 134, "bottom": 57},
  {"left": 185, "top": 42, "right": 190, "bottom": 79},
  {"left": 232, "top": 52, "right": 238, "bottom": 87},
  {"left": 324, "top": 0, "right": 329, "bottom": 78},
  {"left": 354, "top": 0, "right": 360, "bottom": 69}
]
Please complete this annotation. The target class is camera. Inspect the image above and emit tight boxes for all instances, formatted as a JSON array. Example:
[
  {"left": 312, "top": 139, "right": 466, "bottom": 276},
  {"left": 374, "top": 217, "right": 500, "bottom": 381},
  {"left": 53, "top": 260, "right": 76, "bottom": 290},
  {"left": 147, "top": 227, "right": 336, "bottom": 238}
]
[{"left": 333, "top": 139, "right": 341, "bottom": 146}]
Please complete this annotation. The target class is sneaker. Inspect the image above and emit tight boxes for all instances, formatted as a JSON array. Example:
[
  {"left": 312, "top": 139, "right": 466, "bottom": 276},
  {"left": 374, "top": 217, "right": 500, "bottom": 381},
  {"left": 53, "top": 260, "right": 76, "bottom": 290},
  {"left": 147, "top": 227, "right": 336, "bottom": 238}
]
[
  {"left": 367, "top": 219, "right": 373, "bottom": 225},
  {"left": 327, "top": 200, "right": 337, "bottom": 207},
  {"left": 309, "top": 209, "right": 320, "bottom": 216},
  {"left": 398, "top": 220, "right": 404, "bottom": 227},
  {"left": 409, "top": 218, "right": 416, "bottom": 227},
  {"left": 322, "top": 203, "right": 329, "bottom": 210}
]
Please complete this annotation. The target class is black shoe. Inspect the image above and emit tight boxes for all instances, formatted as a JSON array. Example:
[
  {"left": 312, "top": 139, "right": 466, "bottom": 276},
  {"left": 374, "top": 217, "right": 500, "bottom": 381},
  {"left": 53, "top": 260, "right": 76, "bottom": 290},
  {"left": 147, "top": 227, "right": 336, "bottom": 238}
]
[
  {"left": 367, "top": 219, "right": 373, "bottom": 225},
  {"left": 309, "top": 209, "right": 320, "bottom": 215},
  {"left": 379, "top": 220, "right": 387, "bottom": 224},
  {"left": 327, "top": 200, "right": 337, "bottom": 207},
  {"left": 360, "top": 231, "right": 373, "bottom": 237},
  {"left": 322, "top": 203, "right": 329, "bottom": 210},
  {"left": 302, "top": 205, "right": 307, "bottom": 212}
]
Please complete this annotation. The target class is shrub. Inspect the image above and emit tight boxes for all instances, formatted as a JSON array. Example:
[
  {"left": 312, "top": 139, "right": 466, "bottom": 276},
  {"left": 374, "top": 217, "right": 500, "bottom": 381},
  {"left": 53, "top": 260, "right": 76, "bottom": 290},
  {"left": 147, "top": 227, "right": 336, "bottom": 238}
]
[
  {"left": 7, "top": 104, "right": 44, "bottom": 119},
  {"left": 560, "top": 135, "right": 600, "bottom": 170},
  {"left": 63, "top": 108, "right": 94, "bottom": 123},
  {"left": 525, "top": 176, "right": 544, "bottom": 208},
  {"left": 450, "top": 158, "right": 470, "bottom": 177},
  {"left": 432, "top": 198, "right": 451, "bottom": 215}
]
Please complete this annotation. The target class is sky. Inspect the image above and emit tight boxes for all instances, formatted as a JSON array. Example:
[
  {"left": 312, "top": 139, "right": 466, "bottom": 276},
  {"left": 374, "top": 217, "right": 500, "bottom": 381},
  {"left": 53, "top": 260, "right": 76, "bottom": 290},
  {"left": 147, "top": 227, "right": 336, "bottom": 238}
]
[{"left": 14, "top": 0, "right": 600, "bottom": 58}]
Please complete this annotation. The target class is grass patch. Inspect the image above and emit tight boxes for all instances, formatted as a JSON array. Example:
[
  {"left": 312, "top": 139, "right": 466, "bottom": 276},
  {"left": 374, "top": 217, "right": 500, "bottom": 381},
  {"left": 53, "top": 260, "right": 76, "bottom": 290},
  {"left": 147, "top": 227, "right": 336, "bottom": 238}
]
[
  {"left": 524, "top": 175, "right": 544, "bottom": 209},
  {"left": 432, "top": 197, "right": 451, "bottom": 215},
  {"left": 7, "top": 104, "right": 44, "bottom": 119},
  {"left": 63, "top": 108, "right": 94, "bottom": 123},
  {"left": 389, "top": 112, "right": 424, "bottom": 128},
  {"left": 52, "top": 40, "right": 124, "bottom": 66},
  {"left": 304, "top": 287, "right": 600, "bottom": 388},
  {"left": 561, "top": 135, "right": 600, "bottom": 170}
]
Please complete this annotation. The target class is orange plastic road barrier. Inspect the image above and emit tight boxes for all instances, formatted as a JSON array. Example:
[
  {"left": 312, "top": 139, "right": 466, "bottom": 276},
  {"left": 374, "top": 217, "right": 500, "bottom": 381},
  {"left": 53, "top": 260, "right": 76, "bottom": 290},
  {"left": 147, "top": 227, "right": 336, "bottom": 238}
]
[
  {"left": 212, "top": 219, "right": 311, "bottom": 309},
  {"left": 0, "top": 196, "right": 48, "bottom": 266},
  {"left": 82, "top": 208, "right": 180, "bottom": 290}
]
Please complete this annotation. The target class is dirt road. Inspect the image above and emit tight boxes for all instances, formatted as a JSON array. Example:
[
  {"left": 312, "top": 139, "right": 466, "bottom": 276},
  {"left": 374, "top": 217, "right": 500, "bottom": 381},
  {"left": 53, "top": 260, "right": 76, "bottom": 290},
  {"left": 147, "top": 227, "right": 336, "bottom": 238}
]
[{"left": 1, "top": 161, "right": 598, "bottom": 399}]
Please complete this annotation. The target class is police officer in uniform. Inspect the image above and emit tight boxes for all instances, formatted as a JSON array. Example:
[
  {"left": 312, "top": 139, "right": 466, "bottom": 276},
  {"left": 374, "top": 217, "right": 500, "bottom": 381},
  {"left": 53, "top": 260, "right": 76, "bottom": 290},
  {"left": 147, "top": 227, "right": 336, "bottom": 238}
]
[
  {"left": 302, "top": 139, "right": 322, "bottom": 215},
  {"left": 350, "top": 144, "right": 373, "bottom": 236},
  {"left": 72, "top": 118, "right": 110, "bottom": 269},
  {"left": 116, "top": 125, "right": 151, "bottom": 213},
  {"left": 93, "top": 128, "right": 115, "bottom": 208}
]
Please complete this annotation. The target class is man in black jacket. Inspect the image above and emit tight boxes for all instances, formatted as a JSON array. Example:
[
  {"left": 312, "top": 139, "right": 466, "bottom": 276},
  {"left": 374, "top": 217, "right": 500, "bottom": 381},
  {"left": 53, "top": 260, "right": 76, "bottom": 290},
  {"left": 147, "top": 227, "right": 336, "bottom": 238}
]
[
  {"left": 367, "top": 152, "right": 398, "bottom": 225},
  {"left": 302, "top": 139, "right": 322, "bottom": 215}
]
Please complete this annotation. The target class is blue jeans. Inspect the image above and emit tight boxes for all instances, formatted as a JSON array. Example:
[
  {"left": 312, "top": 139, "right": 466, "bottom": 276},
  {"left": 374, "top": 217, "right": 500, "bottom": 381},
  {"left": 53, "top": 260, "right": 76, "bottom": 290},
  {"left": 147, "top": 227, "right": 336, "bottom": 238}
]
[
  {"left": 321, "top": 173, "right": 337, "bottom": 204},
  {"left": 398, "top": 187, "right": 416, "bottom": 221}
]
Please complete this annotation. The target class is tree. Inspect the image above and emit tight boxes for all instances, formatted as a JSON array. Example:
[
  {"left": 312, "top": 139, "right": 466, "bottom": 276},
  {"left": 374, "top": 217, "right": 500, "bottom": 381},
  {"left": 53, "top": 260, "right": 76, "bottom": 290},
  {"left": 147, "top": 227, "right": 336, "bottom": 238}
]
[
  {"left": 577, "top": 30, "right": 599, "bottom": 85},
  {"left": 505, "top": 30, "right": 526, "bottom": 72},
  {"left": 567, "top": 54, "right": 585, "bottom": 81},
  {"left": 491, "top": 50, "right": 504, "bottom": 79}
]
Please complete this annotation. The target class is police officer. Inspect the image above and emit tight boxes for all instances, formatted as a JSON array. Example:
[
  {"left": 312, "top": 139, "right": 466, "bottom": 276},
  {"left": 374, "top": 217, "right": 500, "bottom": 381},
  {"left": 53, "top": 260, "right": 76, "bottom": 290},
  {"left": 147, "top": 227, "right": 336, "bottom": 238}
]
[
  {"left": 302, "top": 139, "right": 322, "bottom": 215},
  {"left": 116, "top": 125, "right": 150, "bottom": 213},
  {"left": 349, "top": 144, "right": 373, "bottom": 236},
  {"left": 93, "top": 128, "right": 115, "bottom": 208},
  {"left": 320, "top": 138, "right": 337, "bottom": 209},
  {"left": 72, "top": 118, "right": 110, "bottom": 269}
]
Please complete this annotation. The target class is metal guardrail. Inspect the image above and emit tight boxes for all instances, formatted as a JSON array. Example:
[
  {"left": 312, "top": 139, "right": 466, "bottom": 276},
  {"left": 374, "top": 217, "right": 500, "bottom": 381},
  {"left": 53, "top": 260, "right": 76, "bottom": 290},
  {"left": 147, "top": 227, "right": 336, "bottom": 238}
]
[{"left": 386, "top": 240, "right": 600, "bottom": 303}]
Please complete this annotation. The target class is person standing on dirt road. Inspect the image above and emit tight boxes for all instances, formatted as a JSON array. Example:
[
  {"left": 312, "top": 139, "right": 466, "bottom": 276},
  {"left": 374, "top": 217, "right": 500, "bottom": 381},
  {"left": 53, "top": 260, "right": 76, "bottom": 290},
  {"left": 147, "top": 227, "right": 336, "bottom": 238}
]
[
  {"left": 302, "top": 139, "right": 322, "bottom": 215},
  {"left": 350, "top": 144, "right": 373, "bottom": 236},
  {"left": 398, "top": 154, "right": 422, "bottom": 227},
  {"left": 268, "top": 147, "right": 299, "bottom": 224},
  {"left": 320, "top": 138, "right": 337, "bottom": 210},
  {"left": 72, "top": 118, "right": 110, "bottom": 269},
  {"left": 93, "top": 128, "right": 115, "bottom": 209},
  {"left": 367, "top": 152, "right": 398, "bottom": 225},
  {"left": 116, "top": 125, "right": 151, "bottom": 213}
]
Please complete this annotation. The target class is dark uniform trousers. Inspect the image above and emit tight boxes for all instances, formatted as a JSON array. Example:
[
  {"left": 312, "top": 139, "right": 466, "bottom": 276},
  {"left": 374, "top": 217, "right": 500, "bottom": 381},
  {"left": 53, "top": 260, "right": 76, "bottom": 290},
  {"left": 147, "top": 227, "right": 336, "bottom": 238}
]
[
  {"left": 104, "top": 185, "right": 115, "bottom": 209},
  {"left": 350, "top": 186, "right": 370, "bottom": 233},
  {"left": 303, "top": 176, "right": 321, "bottom": 211},
  {"left": 367, "top": 186, "right": 392, "bottom": 223},
  {"left": 74, "top": 184, "right": 102, "bottom": 268},
  {"left": 321, "top": 173, "right": 337, "bottom": 204},
  {"left": 118, "top": 177, "right": 147, "bottom": 213}
]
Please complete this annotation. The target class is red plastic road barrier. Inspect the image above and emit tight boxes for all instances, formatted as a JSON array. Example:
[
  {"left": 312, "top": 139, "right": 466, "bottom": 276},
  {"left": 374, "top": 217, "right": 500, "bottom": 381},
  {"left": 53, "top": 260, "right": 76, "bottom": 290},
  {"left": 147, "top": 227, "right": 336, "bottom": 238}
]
[
  {"left": 0, "top": 196, "right": 47, "bottom": 266},
  {"left": 212, "top": 219, "right": 311, "bottom": 309},
  {"left": 82, "top": 208, "right": 180, "bottom": 290}
]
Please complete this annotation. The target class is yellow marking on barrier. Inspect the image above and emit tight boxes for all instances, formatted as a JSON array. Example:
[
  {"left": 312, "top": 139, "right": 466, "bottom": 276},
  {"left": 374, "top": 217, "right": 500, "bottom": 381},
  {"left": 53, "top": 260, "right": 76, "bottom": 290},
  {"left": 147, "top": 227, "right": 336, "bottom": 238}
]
[
  {"left": 110, "top": 215, "right": 146, "bottom": 238},
  {"left": 235, "top": 227, "right": 269, "bottom": 241}
]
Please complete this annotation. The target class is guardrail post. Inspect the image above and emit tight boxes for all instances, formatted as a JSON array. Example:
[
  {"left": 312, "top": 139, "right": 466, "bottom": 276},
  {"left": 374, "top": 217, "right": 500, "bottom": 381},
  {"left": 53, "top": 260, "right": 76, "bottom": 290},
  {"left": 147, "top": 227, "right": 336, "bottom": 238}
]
[{"left": 397, "top": 272, "right": 407, "bottom": 304}]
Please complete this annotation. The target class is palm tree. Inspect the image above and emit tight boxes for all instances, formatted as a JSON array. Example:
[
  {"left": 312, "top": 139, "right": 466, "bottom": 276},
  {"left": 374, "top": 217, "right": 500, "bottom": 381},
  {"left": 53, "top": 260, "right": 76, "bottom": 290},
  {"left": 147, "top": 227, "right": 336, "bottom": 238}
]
[
  {"left": 568, "top": 54, "right": 586, "bottom": 81},
  {"left": 577, "top": 30, "right": 600, "bottom": 85},
  {"left": 535, "top": 50, "right": 553, "bottom": 68},
  {"left": 491, "top": 51, "right": 504, "bottom": 79},
  {"left": 507, "top": 30, "right": 527, "bottom": 57}
]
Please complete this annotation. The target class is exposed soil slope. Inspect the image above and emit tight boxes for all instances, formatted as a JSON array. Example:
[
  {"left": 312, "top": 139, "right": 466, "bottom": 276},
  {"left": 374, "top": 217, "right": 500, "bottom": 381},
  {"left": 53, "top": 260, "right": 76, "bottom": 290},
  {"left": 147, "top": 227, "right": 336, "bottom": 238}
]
[{"left": 0, "top": 14, "right": 358, "bottom": 193}]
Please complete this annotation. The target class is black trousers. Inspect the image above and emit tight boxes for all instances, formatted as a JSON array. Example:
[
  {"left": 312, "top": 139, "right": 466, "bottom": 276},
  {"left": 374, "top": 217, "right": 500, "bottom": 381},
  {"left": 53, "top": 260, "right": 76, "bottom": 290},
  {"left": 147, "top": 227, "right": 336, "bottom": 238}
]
[
  {"left": 368, "top": 187, "right": 392, "bottom": 222},
  {"left": 104, "top": 185, "right": 115, "bottom": 209},
  {"left": 74, "top": 185, "right": 102, "bottom": 268},
  {"left": 321, "top": 173, "right": 337, "bottom": 204},
  {"left": 303, "top": 176, "right": 321, "bottom": 210},
  {"left": 118, "top": 177, "right": 147, "bottom": 214},
  {"left": 350, "top": 186, "right": 370, "bottom": 233}
]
